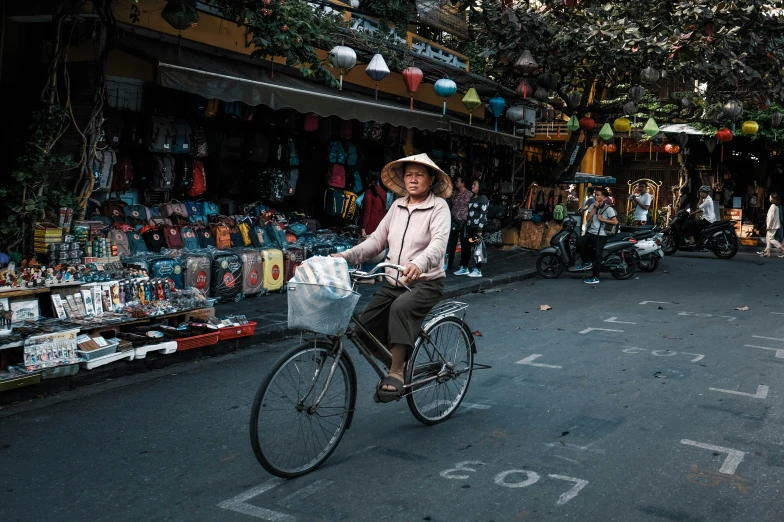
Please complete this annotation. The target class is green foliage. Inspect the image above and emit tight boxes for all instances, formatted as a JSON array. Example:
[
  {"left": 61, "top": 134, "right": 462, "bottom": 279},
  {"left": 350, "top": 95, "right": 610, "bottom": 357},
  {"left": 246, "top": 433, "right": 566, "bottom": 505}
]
[
  {"left": 0, "top": 105, "right": 79, "bottom": 249},
  {"left": 362, "top": 0, "right": 412, "bottom": 37}
]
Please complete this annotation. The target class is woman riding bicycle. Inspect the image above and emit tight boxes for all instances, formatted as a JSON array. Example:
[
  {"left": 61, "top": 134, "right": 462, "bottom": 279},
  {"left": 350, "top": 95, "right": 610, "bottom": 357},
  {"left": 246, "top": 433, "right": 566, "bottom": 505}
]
[{"left": 333, "top": 153, "right": 452, "bottom": 403}]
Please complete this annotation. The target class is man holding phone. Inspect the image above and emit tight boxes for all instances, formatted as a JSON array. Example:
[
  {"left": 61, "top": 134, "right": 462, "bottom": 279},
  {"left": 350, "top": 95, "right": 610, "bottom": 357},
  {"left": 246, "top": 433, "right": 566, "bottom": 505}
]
[
  {"left": 631, "top": 181, "right": 652, "bottom": 225},
  {"left": 575, "top": 188, "right": 619, "bottom": 285}
]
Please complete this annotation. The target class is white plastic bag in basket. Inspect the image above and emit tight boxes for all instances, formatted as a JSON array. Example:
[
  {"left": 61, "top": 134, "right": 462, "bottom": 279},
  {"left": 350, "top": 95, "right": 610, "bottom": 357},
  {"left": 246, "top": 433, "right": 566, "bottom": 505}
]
[{"left": 290, "top": 256, "right": 352, "bottom": 291}]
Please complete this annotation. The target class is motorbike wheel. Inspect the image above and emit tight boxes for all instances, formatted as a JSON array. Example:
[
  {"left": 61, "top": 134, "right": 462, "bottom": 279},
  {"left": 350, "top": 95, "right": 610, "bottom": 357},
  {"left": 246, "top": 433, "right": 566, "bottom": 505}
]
[
  {"left": 536, "top": 253, "right": 565, "bottom": 279},
  {"left": 611, "top": 251, "right": 638, "bottom": 280},
  {"left": 713, "top": 231, "right": 739, "bottom": 260},
  {"left": 662, "top": 231, "right": 678, "bottom": 256},
  {"left": 637, "top": 254, "right": 660, "bottom": 272}
]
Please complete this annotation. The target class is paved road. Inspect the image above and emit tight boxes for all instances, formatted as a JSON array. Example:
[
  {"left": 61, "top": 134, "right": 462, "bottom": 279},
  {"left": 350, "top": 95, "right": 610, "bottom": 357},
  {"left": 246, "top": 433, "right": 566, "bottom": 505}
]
[{"left": 2, "top": 251, "right": 784, "bottom": 522}]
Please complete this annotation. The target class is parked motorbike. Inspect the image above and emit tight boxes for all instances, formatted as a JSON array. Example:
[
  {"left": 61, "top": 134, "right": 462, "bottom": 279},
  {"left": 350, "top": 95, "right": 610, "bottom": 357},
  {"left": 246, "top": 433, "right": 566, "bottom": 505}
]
[
  {"left": 536, "top": 218, "right": 638, "bottom": 280},
  {"left": 661, "top": 209, "right": 739, "bottom": 259},
  {"left": 616, "top": 226, "right": 664, "bottom": 272}
]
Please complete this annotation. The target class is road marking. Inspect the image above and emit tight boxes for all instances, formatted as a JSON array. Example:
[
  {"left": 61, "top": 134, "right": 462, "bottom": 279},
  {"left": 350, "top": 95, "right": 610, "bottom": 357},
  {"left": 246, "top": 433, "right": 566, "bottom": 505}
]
[
  {"left": 605, "top": 317, "right": 637, "bottom": 324},
  {"left": 277, "top": 480, "right": 333, "bottom": 510},
  {"left": 218, "top": 478, "right": 296, "bottom": 522},
  {"left": 543, "top": 442, "right": 606, "bottom": 454},
  {"left": 639, "top": 301, "right": 672, "bottom": 305},
  {"left": 548, "top": 475, "right": 590, "bottom": 505},
  {"left": 680, "top": 439, "right": 746, "bottom": 475},
  {"left": 678, "top": 311, "right": 736, "bottom": 322},
  {"left": 771, "top": 312, "right": 784, "bottom": 316},
  {"left": 622, "top": 347, "right": 705, "bottom": 362},
  {"left": 681, "top": 352, "right": 705, "bottom": 362},
  {"left": 745, "top": 345, "right": 784, "bottom": 358},
  {"left": 579, "top": 327, "right": 623, "bottom": 334},
  {"left": 440, "top": 460, "right": 485, "bottom": 480},
  {"left": 516, "top": 354, "right": 562, "bottom": 369},
  {"left": 753, "top": 335, "right": 784, "bottom": 342},
  {"left": 651, "top": 350, "right": 678, "bottom": 357},
  {"left": 709, "top": 385, "right": 769, "bottom": 399},
  {"left": 494, "top": 469, "right": 541, "bottom": 488}
]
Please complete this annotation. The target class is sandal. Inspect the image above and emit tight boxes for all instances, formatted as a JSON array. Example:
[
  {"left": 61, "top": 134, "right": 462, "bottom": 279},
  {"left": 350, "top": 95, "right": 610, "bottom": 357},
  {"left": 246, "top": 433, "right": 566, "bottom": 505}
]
[{"left": 373, "top": 375, "right": 404, "bottom": 404}]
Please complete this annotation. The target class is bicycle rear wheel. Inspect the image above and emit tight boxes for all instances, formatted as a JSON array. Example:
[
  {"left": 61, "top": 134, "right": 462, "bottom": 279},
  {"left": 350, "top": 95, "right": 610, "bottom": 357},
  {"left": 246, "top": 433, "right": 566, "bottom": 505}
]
[
  {"left": 406, "top": 316, "right": 474, "bottom": 425},
  {"left": 250, "top": 341, "right": 356, "bottom": 478}
]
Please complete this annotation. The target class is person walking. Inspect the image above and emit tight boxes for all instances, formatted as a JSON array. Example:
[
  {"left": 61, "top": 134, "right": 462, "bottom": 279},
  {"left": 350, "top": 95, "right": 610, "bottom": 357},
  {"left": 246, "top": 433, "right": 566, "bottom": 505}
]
[
  {"left": 575, "top": 188, "right": 618, "bottom": 285},
  {"left": 445, "top": 176, "right": 472, "bottom": 270},
  {"left": 360, "top": 172, "right": 387, "bottom": 237},
  {"left": 454, "top": 180, "right": 488, "bottom": 278},
  {"left": 758, "top": 193, "right": 784, "bottom": 258},
  {"left": 631, "top": 181, "right": 652, "bottom": 226}
]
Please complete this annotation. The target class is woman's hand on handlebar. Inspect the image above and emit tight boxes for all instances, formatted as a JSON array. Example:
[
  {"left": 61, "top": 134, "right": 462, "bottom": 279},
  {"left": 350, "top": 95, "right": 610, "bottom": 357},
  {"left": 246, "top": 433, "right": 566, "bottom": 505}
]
[
  {"left": 401, "top": 263, "right": 422, "bottom": 284},
  {"left": 330, "top": 253, "right": 343, "bottom": 258}
]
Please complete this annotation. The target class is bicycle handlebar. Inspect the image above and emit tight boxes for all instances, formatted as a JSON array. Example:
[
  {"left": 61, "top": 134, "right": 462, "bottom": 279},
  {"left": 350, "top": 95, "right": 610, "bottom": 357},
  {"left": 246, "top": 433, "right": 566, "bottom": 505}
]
[{"left": 349, "top": 262, "right": 411, "bottom": 291}]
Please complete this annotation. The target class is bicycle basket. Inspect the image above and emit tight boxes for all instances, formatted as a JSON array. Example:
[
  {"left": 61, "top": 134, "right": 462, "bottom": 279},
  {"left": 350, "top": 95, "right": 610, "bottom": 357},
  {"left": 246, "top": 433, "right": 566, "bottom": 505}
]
[{"left": 287, "top": 282, "right": 361, "bottom": 336}]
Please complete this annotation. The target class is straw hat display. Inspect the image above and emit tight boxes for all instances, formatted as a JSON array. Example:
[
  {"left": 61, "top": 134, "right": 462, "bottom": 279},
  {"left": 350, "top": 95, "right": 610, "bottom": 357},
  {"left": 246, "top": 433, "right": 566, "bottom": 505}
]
[{"left": 380, "top": 153, "right": 453, "bottom": 199}]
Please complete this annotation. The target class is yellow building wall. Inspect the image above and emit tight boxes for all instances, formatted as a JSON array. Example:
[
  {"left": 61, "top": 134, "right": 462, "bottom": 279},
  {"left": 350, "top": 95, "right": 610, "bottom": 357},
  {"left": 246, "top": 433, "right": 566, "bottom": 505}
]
[
  {"left": 579, "top": 145, "right": 604, "bottom": 176},
  {"left": 114, "top": 0, "right": 482, "bottom": 118}
]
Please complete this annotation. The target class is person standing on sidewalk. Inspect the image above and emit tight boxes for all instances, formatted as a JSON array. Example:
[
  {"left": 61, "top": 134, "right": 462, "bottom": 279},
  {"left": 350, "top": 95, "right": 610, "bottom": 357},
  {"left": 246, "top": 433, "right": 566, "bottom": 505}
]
[
  {"left": 455, "top": 181, "right": 489, "bottom": 278},
  {"left": 446, "top": 176, "right": 472, "bottom": 270},
  {"left": 360, "top": 172, "right": 387, "bottom": 238},
  {"left": 758, "top": 193, "right": 784, "bottom": 258},
  {"left": 576, "top": 188, "right": 618, "bottom": 285},
  {"left": 631, "top": 181, "right": 652, "bottom": 226}
]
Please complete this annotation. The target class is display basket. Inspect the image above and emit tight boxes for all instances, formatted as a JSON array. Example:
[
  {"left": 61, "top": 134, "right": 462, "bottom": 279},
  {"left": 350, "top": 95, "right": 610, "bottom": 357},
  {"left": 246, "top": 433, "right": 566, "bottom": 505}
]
[
  {"left": 287, "top": 282, "right": 360, "bottom": 336},
  {"left": 218, "top": 321, "right": 257, "bottom": 341},
  {"left": 176, "top": 332, "right": 220, "bottom": 351}
]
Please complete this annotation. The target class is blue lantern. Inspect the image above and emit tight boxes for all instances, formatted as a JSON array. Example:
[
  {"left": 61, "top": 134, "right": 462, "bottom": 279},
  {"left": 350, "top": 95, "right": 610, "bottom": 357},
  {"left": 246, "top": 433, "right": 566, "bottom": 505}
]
[
  {"left": 434, "top": 77, "right": 458, "bottom": 115},
  {"left": 488, "top": 95, "right": 506, "bottom": 132}
]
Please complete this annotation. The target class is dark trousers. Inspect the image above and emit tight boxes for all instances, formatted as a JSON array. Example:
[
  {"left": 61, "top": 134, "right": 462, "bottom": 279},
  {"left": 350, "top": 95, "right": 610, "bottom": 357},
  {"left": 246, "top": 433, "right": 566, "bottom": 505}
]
[
  {"left": 576, "top": 233, "right": 607, "bottom": 277},
  {"left": 686, "top": 218, "right": 709, "bottom": 240},
  {"left": 356, "top": 279, "right": 445, "bottom": 367},
  {"left": 446, "top": 228, "right": 461, "bottom": 269},
  {"left": 458, "top": 228, "right": 482, "bottom": 269}
]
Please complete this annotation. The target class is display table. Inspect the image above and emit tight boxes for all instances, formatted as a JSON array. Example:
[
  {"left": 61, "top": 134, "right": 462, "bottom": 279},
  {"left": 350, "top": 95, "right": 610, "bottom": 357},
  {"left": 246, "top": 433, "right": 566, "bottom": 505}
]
[{"left": 0, "top": 287, "right": 50, "bottom": 298}]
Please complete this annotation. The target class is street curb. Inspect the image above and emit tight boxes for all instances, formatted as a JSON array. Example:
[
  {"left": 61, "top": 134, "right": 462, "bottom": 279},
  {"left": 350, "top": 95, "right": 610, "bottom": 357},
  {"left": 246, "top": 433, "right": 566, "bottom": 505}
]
[{"left": 0, "top": 269, "right": 539, "bottom": 406}]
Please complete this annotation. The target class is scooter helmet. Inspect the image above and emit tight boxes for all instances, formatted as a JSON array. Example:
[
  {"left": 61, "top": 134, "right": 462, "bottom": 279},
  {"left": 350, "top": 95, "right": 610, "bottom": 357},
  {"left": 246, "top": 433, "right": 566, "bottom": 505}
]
[
  {"left": 562, "top": 217, "right": 577, "bottom": 231},
  {"left": 698, "top": 185, "right": 711, "bottom": 193}
]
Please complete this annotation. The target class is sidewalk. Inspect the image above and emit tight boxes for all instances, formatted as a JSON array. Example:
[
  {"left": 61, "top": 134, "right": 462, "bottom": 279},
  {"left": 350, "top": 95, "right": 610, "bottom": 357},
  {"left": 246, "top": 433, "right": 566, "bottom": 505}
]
[{"left": 0, "top": 248, "right": 538, "bottom": 405}]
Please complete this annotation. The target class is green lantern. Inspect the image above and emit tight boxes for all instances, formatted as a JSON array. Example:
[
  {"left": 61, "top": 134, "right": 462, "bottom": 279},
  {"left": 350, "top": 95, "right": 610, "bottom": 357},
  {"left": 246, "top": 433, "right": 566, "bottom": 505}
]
[
  {"left": 598, "top": 123, "right": 614, "bottom": 142},
  {"left": 566, "top": 115, "right": 580, "bottom": 132},
  {"left": 643, "top": 118, "right": 659, "bottom": 159},
  {"left": 462, "top": 87, "right": 482, "bottom": 125}
]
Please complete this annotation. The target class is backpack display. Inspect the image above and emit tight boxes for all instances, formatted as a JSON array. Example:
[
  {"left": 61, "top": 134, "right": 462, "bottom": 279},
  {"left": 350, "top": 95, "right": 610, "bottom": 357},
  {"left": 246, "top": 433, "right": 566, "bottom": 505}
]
[
  {"left": 534, "top": 190, "right": 546, "bottom": 213},
  {"left": 128, "top": 231, "right": 148, "bottom": 254},
  {"left": 340, "top": 120, "right": 353, "bottom": 140},
  {"left": 553, "top": 196, "right": 567, "bottom": 223},
  {"left": 148, "top": 115, "right": 174, "bottom": 153},
  {"left": 180, "top": 226, "right": 200, "bottom": 250},
  {"left": 325, "top": 188, "right": 347, "bottom": 217},
  {"left": 283, "top": 247, "right": 306, "bottom": 282},
  {"left": 150, "top": 257, "right": 184, "bottom": 289},
  {"left": 229, "top": 227, "right": 244, "bottom": 248},
  {"left": 182, "top": 254, "right": 212, "bottom": 295},
  {"left": 221, "top": 133, "right": 244, "bottom": 159},
  {"left": 93, "top": 149, "right": 117, "bottom": 192},
  {"left": 191, "top": 124, "right": 209, "bottom": 158},
  {"left": 102, "top": 199, "right": 127, "bottom": 222},
  {"left": 327, "top": 141, "right": 346, "bottom": 164},
  {"left": 203, "top": 201, "right": 219, "bottom": 219},
  {"left": 361, "top": 121, "right": 384, "bottom": 142},
  {"left": 237, "top": 222, "right": 253, "bottom": 247},
  {"left": 343, "top": 191, "right": 359, "bottom": 221},
  {"left": 250, "top": 225, "right": 272, "bottom": 248},
  {"left": 346, "top": 142, "right": 358, "bottom": 166},
  {"left": 203, "top": 99, "right": 219, "bottom": 118},
  {"left": 248, "top": 133, "right": 269, "bottom": 163},
  {"left": 211, "top": 223, "right": 232, "bottom": 250},
  {"left": 211, "top": 252, "right": 244, "bottom": 300},
  {"left": 285, "top": 169, "right": 299, "bottom": 197},
  {"left": 327, "top": 165, "right": 346, "bottom": 189},
  {"left": 111, "top": 157, "right": 134, "bottom": 192},
  {"left": 163, "top": 224, "right": 185, "bottom": 249},
  {"left": 171, "top": 119, "right": 192, "bottom": 154},
  {"left": 304, "top": 113, "right": 319, "bottom": 132},
  {"left": 162, "top": 202, "right": 189, "bottom": 224},
  {"left": 124, "top": 204, "right": 148, "bottom": 226},
  {"left": 103, "top": 112, "right": 125, "bottom": 146},
  {"left": 173, "top": 156, "right": 194, "bottom": 193},
  {"left": 264, "top": 168, "right": 286, "bottom": 202},
  {"left": 224, "top": 102, "right": 243, "bottom": 119},
  {"left": 197, "top": 226, "right": 216, "bottom": 248},
  {"left": 265, "top": 222, "right": 288, "bottom": 248},
  {"left": 143, "top": 228, "right": 167, "bottom": 252},
  {"left": 150, "top": 154, "right": 175, "bottom": 191},
  {"left": 351, "top": 170, "right": 363, "bottom": 194},
  {"left": 235, "top": 250, "right": 265, "bottom": 296},
  {"left": 287, "top": 138, "right": 299, "bottom": 166},
  {"left": 109, "top": 229, "right": 131, "bottom": 257}
]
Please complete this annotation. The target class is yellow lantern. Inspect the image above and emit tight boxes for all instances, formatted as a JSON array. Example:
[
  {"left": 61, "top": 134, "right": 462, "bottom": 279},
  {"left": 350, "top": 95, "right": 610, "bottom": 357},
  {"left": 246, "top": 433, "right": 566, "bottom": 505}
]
[
  {"left": 613, "top": 117, "right": 631, "bottom": 135},
  {"left": 462, "top": 87, "right": 482, "bottom": 125},
  {"left": 742, "top": 120, "right": 759, "bottom": 135}
]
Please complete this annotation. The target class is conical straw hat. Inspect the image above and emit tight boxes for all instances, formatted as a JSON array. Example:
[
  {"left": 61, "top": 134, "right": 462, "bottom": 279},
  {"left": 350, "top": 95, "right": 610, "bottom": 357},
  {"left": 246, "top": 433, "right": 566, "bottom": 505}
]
[{"left": 380, "top": 153, "right": 453, "bottom": 199}]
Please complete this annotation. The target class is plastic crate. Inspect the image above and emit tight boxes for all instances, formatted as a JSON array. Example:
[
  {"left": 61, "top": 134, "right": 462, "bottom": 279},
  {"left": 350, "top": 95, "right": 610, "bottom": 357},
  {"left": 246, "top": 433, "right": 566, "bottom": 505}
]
[
  {"left": 77, "top": 341, "right": 119, "bottom": 361},
  {"left": 218, "top": 321, "right": 257, "bottom": 341},
  {"left": 176, "top": 332, "right": 220, "bottom": 351}
]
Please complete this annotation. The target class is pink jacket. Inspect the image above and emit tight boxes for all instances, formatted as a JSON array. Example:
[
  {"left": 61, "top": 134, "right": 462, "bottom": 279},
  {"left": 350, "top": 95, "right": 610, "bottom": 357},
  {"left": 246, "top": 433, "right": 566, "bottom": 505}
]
[{"left": 341, "top": 192, "right": 450, "bottom": 282}]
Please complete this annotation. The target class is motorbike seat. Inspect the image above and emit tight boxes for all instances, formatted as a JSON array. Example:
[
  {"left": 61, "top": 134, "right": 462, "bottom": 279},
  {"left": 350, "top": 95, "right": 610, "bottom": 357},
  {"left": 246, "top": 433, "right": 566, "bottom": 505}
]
[
  {"left": 603, "top": 239, "right": 636, "bottom": 254},
  {"left": 619, "top": 225, "right": 654, "bottom": 233}
]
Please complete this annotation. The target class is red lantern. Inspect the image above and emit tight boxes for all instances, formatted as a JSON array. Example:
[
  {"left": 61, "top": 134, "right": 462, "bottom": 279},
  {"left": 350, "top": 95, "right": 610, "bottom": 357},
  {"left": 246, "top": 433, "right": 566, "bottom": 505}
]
[
  {"left": 672, "top": 145, "right": 680, "bottom": 154},
  {"left": 606, "top": 143, "right": 617, "bottom": 153},
  {"left": 402, "top": 66, "right": 423, "bottom": 110},
  {"left": 516, "top": 79, "right": 532, "bottom": 99},
  {"left": 664, "top": 143, "right": 675, "bottom": 154},
  {"left": 716, "top": 128, "right": 733, "bottom": 142},
  {"left": 579, "top": 117, "right": 595, "bottom": 131}
]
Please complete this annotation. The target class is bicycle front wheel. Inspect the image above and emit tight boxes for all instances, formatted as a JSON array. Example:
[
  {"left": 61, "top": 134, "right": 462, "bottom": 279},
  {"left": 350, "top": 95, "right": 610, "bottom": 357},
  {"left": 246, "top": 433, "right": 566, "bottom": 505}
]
[
  {"left": 406, "top": 316, "right": 474, "bottom": 425},
  {"left": 250, "top": 341, "right": 356, "bottom": 478}
]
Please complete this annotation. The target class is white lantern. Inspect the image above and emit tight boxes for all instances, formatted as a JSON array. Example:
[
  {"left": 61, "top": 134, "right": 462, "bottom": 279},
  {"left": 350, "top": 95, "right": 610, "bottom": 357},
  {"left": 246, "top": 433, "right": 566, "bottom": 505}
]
[
  {"left": 350, "top": 0, "right": 360, "bottom": 7},
  {"left": 328, "top": 45, "right": 357, "bottom": 89},
  {"left": 364, "top": 53, "right": 390, "bottom": 99},
  {"left": 506, "top": 105, "right": 525, "bottom": 135}
]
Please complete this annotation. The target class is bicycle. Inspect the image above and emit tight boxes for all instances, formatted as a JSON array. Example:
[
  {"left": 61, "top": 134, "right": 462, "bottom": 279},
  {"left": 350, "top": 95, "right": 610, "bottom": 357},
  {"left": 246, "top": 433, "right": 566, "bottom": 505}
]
[{"left": 249, "top": 262, "right": 484, "bottom": 478}]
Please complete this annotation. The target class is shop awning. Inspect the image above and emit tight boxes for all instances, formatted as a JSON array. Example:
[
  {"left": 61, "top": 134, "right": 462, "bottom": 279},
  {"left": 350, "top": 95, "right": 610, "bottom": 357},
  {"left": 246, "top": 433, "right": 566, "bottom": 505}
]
[
  {"left": 563, "top": 173, "right": 617, "bottom": 184},
  {"left": 660, "top": 123, "right": 704, "bottom": 135}
]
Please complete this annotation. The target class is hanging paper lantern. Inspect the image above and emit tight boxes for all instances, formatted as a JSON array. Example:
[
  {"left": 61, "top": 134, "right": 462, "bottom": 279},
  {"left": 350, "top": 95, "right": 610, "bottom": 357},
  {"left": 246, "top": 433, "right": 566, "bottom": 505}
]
[
  {"left": 506, "top": 105, "right": 525, "bottom": 135},
  {"left": 605, "top": 143, "right": 617, "bottom": 153},
  {"left": 350, "top": 0, "right": 360, "bottom": 7},
  {"left": 364, "top": 53, "right": 389, "bottom": 100},
  {"left": 516, "top": 79, "right": 533, "bottom": 99},
  {"left": 742, "top": 120, "right": 759, "bottom": 135},
  {"left": 434, "top": 77, "right": 458, "bottom": 115},
  {"left": 640, "top": 66, "right": 660, "bottom": 84},
  {"left": 567, "top": 91, "right": 582, "bottom": 108},
  {"left": 631, "top": 130, "right": 643, "bottom": 143},
  {"left": 704, "top": 137, "right": 718, "bottom": 153},
  {"left": 328, "top": 45, "right": 357, "bottom": 90},
  {"left": 613, "top": 117, "right": 631, "bottom": 134},
  {"left": 629, "top": 85, "right": 645, "bottom": 103},
  {"left": 488, "top": 95, "right": 506, "bottom": 132},
  {"left": 566, "top": 115, "right": 580, "bottom": 132},
  {"left": 664, "top": 143, "right": 676, "bottom": 154},
  {"left": 402, "top": 66, "right": 423, "bottom": 110},
  {"left": 514, "top": 50, "right": 538, "bottom": 75},
  {"left": 534, "top": 87, "right": 550, "bottom": 101},
  {"left": 772, "top": 111, "right": 783, "bottom": 128},
  {"left": 623, "top": 102, "right": 638, "bottom": 117},
  {"left": 675, "top": 132, "right": 689, "bottom": 149},
  {"left": 643, "top": 118, "right": 659, "bottom": 137},
  {"left": 579, "top": 116, "right": 595, "bottom": 131},
  {"left": 598, "top": 122, "right": 614, "bottom": 142},
  {"left": 716, "top": 128, "right": 733, "bottom": 142},
  {"left": 462, "top": 87, "right": 482, "bottom": 125},
  {"left": 722, "top": 100, "right": 743, "bottom": 120},
  {"left": 538, "top": 72, "right": 558, "bottom": 90}
]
